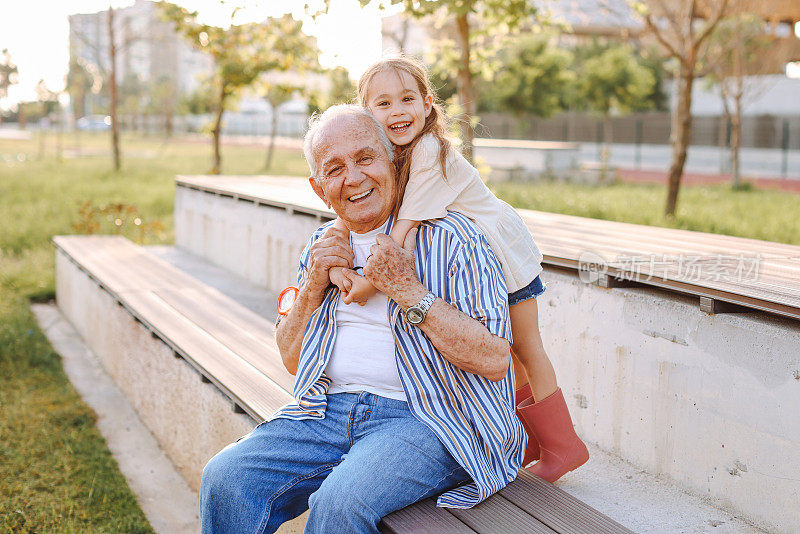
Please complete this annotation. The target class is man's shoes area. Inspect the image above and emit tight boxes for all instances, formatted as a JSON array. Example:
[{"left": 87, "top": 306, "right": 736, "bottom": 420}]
[{"left": 516, "top": 387, "right": 590, "bottom": 483}]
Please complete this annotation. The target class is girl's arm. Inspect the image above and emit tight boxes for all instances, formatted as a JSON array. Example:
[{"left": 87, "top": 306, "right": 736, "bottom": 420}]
[{"left": 389, "top": 219, "right": 420, "bottom": 247}]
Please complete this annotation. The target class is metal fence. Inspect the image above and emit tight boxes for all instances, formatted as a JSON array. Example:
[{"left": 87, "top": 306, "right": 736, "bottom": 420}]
[{"left": 477, "top": 112, "right": 800, "bottom": 151}]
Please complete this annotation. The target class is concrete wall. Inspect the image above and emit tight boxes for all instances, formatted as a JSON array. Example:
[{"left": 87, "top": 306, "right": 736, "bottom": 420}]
[
  {"left": 174, "top": 185, "right": 800, "bottom": 533},
  {"left": 55, "top": 251, "right": 255, "bottom": 490},
  {"left": 55, "top": 250, "right": 309, "bottom": 533},
  {"left": 175, "top": 186, "right": 324, "bottom": 292}
]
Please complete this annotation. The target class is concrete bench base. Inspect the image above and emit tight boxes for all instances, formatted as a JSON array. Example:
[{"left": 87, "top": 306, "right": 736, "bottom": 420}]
[
  {"left": 55, "top": 248, "right": 310, "bottom": 533},
  {"left": 175, "top": 181, "right": 800, "bottom": 533},
  {"left": 56, "top": 250, "right": 255, "bottom": 488}
]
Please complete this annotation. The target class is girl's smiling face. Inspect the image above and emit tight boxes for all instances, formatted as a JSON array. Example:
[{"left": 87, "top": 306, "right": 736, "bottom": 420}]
[{"left": 365, "top": 69, "right": 433, "bottom": 147}]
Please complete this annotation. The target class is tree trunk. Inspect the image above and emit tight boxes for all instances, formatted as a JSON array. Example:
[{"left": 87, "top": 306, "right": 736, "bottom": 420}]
[
  {"left": 664, "top": 63, "right": 694, "bottom": 217},
  {"left": 108, "top": 6, "right": 121, "bottom": 171},
  {"left": 730, "top": 72, "right": 745, "bottom": 189},
  {"left": 212, "top": 84, "right": 225, "bottom": 175},
  {"left": 455, "top": 13, "right": 475, "bottom": 164},
  {"left": 602, "top": 114, "right": 612, "bottom": 168},
  {"left": 264, "top": 103, "right": 278, "bottom": 170}
]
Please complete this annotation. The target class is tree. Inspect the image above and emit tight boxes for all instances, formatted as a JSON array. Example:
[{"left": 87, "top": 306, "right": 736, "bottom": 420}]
[
  {"left": 0, "top": 48, "right": 18, "bottom": 101},
  {"left": 108, "top": 5, "right": 121, "bottom": 170},
  {"left": 259, "top": 81, "right": 302, "bottom": 170},
  {"left": 66, "top": 57, "right": 94, "bottom": 120},
  {"left": 478, "top": 34, "right": 573, "bottom": 117},
  {"left": 149, "top": 75, "right": 178, "bottom": 136},
  {"left": 341, "top": 0, "right": 536, "bottom": 163},
  {"left": 161, "top": 3, "right": 318, "bottom": 174},
  {"left": 119, "top": 73, "right": 146, "bottom": 131},
  {"left": 632, "top": 0, "right": 731, "bottom": 217},
  {"left": 703, "top": 12, "right": 774, "bottom": 189},
  {"left": 575, "top": 44, "right": 655, "bottom": 168}
]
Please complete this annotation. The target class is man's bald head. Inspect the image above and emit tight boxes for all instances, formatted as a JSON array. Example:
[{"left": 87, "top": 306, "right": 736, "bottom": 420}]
[{"left": 303, "top": 105, "right": 394, "bottom": 182}]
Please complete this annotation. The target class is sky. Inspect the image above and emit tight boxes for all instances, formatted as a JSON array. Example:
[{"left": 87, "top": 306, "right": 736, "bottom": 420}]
[{"left": 0, "top": 0, "right": 399, "bottom": 109}]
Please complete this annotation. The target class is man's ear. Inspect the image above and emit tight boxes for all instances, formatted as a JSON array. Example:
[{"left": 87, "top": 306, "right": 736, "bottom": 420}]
[{"left": 309, "top": 176, "right": 330, "bottom": 207}]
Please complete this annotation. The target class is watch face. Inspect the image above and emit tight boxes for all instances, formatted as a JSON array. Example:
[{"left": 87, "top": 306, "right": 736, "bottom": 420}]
[{"left": 406, "top": 309, "right": 423, "bottom": 324}]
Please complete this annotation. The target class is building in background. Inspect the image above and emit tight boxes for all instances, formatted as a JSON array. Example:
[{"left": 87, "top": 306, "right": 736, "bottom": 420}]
[{"left": 68, "top": 0, "right": 212, "bottom": 117}]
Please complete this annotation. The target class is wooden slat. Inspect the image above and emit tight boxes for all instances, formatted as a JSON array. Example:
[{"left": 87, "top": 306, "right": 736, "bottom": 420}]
[
  {"left": 499, "top": 471, "right": 633, "bottom": 534},
  {"left": 380, "top": 497, "right": 478, "bottom": 534},
  {"left": 55, "top": 235, "right": 293, "bottom": 421},
  {"left": 54, "top": 235, "right": 209, "bottom": 294},
  {"left": 117, "top": 289, "right": 292, "bottom": 420},
  {"left": 449, "top": 493, "right": 557, "bottom": 534},
  {"left": 154, "top": 287, "right": 295, "bottom": 392},
  {"left": 174, "top": 176, "right": 800, "bottom": 321}
]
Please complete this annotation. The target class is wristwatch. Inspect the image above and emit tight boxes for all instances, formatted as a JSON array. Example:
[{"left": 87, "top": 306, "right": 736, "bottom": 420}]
[{"left": 405, "top": 292, "right": 436, "bottom": 325}]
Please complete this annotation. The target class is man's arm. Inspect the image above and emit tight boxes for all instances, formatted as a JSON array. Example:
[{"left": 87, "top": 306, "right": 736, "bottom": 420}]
[
  {"left": 364, "top": 231, "right": 511, "bottom": 382},
  {"left": 276, "top": 226, "right": 353, "bottom": 374}
]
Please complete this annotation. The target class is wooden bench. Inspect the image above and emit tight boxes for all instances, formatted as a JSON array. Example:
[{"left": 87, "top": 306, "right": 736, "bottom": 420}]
[{"left": 54, "top": 235, "right": 632, "bottom": 534}]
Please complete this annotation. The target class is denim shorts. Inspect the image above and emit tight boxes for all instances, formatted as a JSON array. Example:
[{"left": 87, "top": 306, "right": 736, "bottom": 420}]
[{"left": 508, "top": 274, "right": 546, "bottom": 306}]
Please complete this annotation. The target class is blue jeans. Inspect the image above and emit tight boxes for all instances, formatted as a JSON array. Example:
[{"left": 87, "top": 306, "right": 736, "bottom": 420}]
[
  {"left": 200, "top": 392, "right": 471, "bottom": 534},
  {"left": 508, "top": 274, "right": 546, "bottom": 306}
]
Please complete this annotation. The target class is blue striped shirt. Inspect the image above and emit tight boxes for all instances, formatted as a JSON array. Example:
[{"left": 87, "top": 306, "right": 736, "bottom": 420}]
[{"left": 272, "top": 211, "right": 526, "bottom": 509}]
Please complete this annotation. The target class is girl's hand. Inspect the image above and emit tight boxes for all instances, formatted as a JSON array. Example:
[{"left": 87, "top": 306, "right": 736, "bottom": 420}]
[
  {"left": 341, "top": 271, "right": 377, "bottom": 306},
  {"left": 329, "top": 266, "right": 353, "bottom": 294}
]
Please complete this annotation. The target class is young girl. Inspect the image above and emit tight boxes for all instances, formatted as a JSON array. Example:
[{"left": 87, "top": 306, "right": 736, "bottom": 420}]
[{"left": 329, "top": 57, "right": 588, "bottom": 482}]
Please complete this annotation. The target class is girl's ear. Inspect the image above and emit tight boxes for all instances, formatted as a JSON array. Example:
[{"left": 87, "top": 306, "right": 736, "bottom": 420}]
[{"left": 423, "top": 94, "right": 433, "bottom": 117}]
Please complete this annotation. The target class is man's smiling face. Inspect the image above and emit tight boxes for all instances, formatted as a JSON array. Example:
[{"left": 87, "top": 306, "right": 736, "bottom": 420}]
[{"left": 309, "top": 115, "right": 396, "bottom": 234}]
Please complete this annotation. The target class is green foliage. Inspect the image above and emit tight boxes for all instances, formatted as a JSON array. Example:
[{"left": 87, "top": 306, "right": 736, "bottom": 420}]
[
  {"left": 67, "top": 58, "right": 94, "bottom": 119},
  {"left": 703, "top": 14, "right": 772, "bottom": 88},
  {"left": 160, "top": 2, "right": 318, "bottom": 172},
  {"left": 326, "top": 66, "right": 356, "bottom": 106},
  {"left": 574, "top": 44, "right": 655, "bottom": 115},
  {"left": 180, "top": 81, "right": 215, "bottom": 115},
  {"left": 568, "top": 39, "right": 667, "bottom": 113},
  {"left": 478, "top": 34, "right": 573, "bottom": 117},
  {"left": 160, "top": 4, "right": 318, "bottom": 100},
  {"left": 636, "top": 46, "right": 670, "bottom": 112}
]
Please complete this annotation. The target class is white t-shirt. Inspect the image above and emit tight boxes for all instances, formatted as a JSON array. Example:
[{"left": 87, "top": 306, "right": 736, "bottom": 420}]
[{"left": 325, "top": 224, "right": 407, "bottom": 401}]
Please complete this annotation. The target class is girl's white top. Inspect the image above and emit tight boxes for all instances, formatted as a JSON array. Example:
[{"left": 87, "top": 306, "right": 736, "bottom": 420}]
[{"left": 398, "top": 133, "right": 543, "bottom": 293}]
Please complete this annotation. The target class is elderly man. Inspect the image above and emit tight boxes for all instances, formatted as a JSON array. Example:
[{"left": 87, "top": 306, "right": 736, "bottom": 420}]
[{"left": 199, "top": 105, "right": 525, "bottom": 534}]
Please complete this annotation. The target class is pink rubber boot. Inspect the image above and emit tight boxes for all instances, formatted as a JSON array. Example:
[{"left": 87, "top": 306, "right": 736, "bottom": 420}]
[{"left": 517, "top": 388, "right": 589, "bottom": 482}]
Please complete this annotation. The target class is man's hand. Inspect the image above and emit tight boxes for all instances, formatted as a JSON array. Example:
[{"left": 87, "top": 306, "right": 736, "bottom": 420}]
[
  {"left": 305, "top": 226, "right": 354, "bottom": 295},
  {"left": 364, "top": 228, "right": 426, "bottom": 308}
]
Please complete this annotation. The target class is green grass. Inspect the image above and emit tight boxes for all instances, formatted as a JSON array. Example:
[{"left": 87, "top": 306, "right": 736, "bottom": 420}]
[
  {"left": 0, "top": 129, "right": 796, "bottom": 530},
  {"left": 490, "top": 180, "right": 800, "bottom": 245},
  {"left": 0, "top": 131, "right": 307, "bottom": 532}
]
